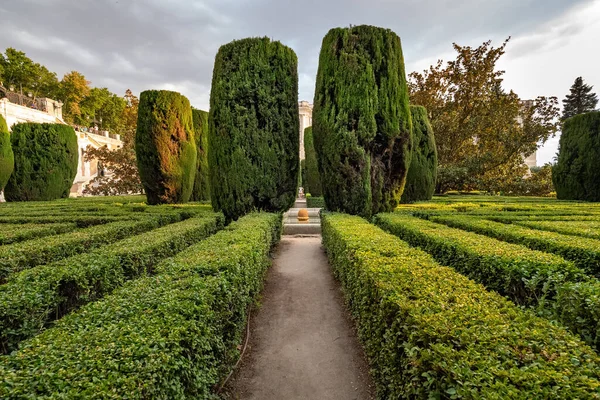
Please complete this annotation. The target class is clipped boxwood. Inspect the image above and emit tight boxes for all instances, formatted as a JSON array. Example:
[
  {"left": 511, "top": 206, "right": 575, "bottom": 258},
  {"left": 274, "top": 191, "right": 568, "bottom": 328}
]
[
  {"left": 191, "top": 108, "right": 210, "bottom": 201},
  {"left": 209, "top": 37, "right": 299, "bottom": 221},
  {"left": 4, "top": 123, "right": 78, "bottom": 201},
  {"left": 313, "top": 25, "right": 412, "bottom": 217},
  {"left": 0, "top": 114, "right": 13, "bottom": 192},
  {"left": 553, "top": 111, "right": 600, "bottom": 201},
  {"left": 400, "top": 106, "right": 437, "bottom": 203},
  {"left": 0, "top": 215, "right": 223, "bottom": 354},
  {"left": 303, "top": 127, "right": 322, "bottom": 196},
  {"left": 0, "top": 213, "right": 281, "bottom": 399},
  {"left": 322, "top": 213, "right": 600, "bottom": 398},
  {"left": 0, "top": 223, "right": 76, "bottom": 245},
  {"left": 136, "top": 90, "right": 197, "bottom": 205}
]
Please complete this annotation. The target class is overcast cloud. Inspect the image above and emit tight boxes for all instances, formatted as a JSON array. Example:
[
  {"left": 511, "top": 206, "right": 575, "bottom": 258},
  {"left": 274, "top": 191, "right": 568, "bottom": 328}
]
[{"left": 1, "top": 0, "right": 598, "bottom": 164}]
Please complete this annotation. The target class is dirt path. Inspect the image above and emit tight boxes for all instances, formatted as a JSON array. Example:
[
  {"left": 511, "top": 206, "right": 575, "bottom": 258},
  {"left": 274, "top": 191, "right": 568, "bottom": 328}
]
[{"left": 227, "top": 236, "right": 373, "bottom": 400}]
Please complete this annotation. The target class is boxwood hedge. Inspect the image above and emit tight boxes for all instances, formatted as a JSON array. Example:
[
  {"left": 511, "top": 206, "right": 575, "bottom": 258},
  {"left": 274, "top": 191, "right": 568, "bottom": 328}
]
[
  {"left": 0, "top": 223, "right": 76, "bottom": 245},
  {"left": 0, "top": 212, "right": 281, "bottom": 399},
  {"left": 322, "top": 213, "right": 600, "bottom": 399}
]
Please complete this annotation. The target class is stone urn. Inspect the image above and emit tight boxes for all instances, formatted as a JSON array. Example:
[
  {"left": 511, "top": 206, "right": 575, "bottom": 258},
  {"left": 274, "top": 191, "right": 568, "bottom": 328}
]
[{"left": 297, "top": 208, "right": 309, "bottom": 222}]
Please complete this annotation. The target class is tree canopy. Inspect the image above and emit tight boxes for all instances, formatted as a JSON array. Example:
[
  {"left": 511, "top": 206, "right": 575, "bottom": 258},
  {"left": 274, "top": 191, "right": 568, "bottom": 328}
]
[{"left": 562, "top": 77, "right": 598, "bottom": 121}]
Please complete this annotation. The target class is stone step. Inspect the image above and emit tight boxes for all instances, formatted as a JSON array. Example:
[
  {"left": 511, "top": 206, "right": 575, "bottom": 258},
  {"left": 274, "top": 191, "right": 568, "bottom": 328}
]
[
  {"left": 283, "top": 223, "right": 321, "bottom": 235},
  {"left": 284, "top": 208, "right": 321, "bottom": 218},
  {"left": 294, "top": 199, "right": 307, "bottom": 208}
]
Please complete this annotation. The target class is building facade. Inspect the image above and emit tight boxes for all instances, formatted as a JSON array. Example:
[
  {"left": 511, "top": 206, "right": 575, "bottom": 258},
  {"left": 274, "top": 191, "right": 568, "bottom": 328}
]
[{"left": 299, "top": 101, "right": 313, "bottom": 160}]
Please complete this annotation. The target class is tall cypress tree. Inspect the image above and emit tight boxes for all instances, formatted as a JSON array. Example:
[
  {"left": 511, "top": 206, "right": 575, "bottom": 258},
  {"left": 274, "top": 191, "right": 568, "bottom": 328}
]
[
  {"left": 562, "top": 77, "right": 598, "bottom": 120},
  {"left": 303, "top": 127, "right": 322, "bottom": 197},
  {"left": 209, "top": 37, "right": 299, "bottom": 221},
  {"left": 401, "top": 106, "right": 438, "bottom": 203},
  {"left": 313, "top": 25, "right": 412, "bottom": 217},
  {"left": 0, "top": 115, "right": 13, "bottom": 193},
  {"left": 135, "top": 90, "right": 197, "bottom": 205},
  {"left": 191, "top": 108, "right": 210, "bottom": 201}
]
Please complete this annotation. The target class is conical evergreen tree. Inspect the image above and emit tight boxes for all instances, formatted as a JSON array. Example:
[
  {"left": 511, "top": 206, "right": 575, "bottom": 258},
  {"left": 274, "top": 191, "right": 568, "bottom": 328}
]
[
  {"left": 0, "top": 115, "right": 14, "bottom": 193},
  {"left": 562, "top": 77, "right": 598, "bottom": 120}
]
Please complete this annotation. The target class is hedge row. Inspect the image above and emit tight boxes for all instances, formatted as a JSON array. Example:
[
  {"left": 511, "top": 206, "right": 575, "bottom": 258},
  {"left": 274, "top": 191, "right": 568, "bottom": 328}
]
[
  {"left": 0, "top": 216, "right": 183, "bottom": 282},
  {"left": 430, "top": 215, "right": 600, "bottom": 277},
  {"left": 514, "top": 220, "right": 600, "bottom": 240},
  {"left": 0, "top": 215, "right": 223, "bottom": 354},
  {"left": 322, "top": 213, "right": 600, "bottom": 398},
  {"left": 0, "top": 213, "right": 281, "bottom": 399},
  {"left": 0, "top": 215, "right": 135, "bottom": 227},
  {"left": 306, "top": 195, "right": 325, "bottom": 209},
  {"left": 0, "top": 223, "right": 77, "bottom": 245},
  {"left": 374, "top": 213, "right": 600, "bottom": 350},
  {"left": 485, "top": 214, "right": 600, "bottom": 223}
]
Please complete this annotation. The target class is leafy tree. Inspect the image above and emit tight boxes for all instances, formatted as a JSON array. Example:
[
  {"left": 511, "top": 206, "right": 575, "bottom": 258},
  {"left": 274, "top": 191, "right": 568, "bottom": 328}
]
[
  {"left": 562, "top": 77, "right": 598, "bottom": 120},
  {"left": 209, "top": 37, "right": 299, "bottom": 221},
  {"left": 4, "top": 123, "right": 78, "bottom": 201},
  {"left": 401, "top": 106, "right": 438, "bottom": 203},
  {"left": 313, "top": 25, "right": 412, "bottom": 217},
  {"left": 553, "top": 111, "right": 600, "bottom": 201},
  {"left": 409, "top": 38, "right": 560, "bottom": 193},
  {"left": 0, "top": 48, "right": 59, "bottom": 99},
  {"left": 190, "top": 109, "right": 210, "bottom": 201},
  {"left": 59, "top": 71, "right": 91, "bottom": 124},
  {"left": 135, "top": 90, "right": 196, "bottom": 205},
  {"left": 303, "top": 127, "right": 322, "bottom": 196},
  {"left": 83, "top": 90, "right": 142, "bottom": 196},
  {"left": 79, "top": 88, "right": 126, "bottom": 131},
  {"left": 0, "top": 115, "right": 14, "bottom": 192}
]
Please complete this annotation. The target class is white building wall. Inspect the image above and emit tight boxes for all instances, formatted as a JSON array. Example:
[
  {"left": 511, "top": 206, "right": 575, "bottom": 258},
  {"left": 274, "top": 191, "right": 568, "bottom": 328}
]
[{"left": 299, "top": 101, "right": 313, "bottom": 160}]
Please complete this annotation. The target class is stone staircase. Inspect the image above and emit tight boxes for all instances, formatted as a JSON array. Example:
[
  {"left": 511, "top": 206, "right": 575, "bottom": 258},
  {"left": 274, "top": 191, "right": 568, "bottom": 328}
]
[{"left": 283, "top": 198, "right": 321, "bottom": 235}]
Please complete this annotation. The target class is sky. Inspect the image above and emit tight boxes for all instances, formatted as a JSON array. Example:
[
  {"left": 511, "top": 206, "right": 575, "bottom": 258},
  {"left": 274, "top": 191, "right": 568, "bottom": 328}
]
[{"left": 1, "top": 0, "right": 599, "bottom": 165}]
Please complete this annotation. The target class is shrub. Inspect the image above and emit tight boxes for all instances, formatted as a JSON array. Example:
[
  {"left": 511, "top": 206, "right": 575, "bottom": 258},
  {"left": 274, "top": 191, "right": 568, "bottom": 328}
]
[
  {"left": 0, "top": 213, "right": 281, "bottom": 399},
  {"left": 0, "top": 215, "right": 223, "bottom": 353},
  {"left": 191, "top": 108, "right": 210, "bottom": 201},
  {"left": 322, "top": 213, "right": 600, "bottom": 398},
  {"left": 553, "top": 111, "right": 600, "bottom": 201},
  {"left": 209, "top": 37, "right": 299, "bottom": 221},
  {"left": 313, "top": 25, "right": 412, "bottom": 217},
  {"left": 305, "top": 195, "right": 325, "bottom": 208},
  {"left": 0, "top": 223, "right": 76, "bottom": 245},
  {"left": 303, "top": 127, "right": 322, "bottom": 196},
  {"left": 4, "top": 123, "right": 78, "bottom": 201},
  {"left": 135, "top": 90, "right": 197, "bottom": 205},
  {"left": 0, "top": 114, "right": 13, "bottom": 192},
  {"left": 401, "top": 106, "right": 437, "bottom": 203}
]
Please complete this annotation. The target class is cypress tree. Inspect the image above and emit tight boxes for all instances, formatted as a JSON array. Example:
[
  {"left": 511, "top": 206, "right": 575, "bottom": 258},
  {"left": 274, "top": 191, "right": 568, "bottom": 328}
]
[
  {"left": 562, "top": 77, "right": 598, "bottom": 120},
  {"left": 0, "top": 115, "right": 13, "bottom": 193},
  {"left": 303, "top": 127, "right": 322, "bottom": 196},
  {"left": 209, "top": 37, "right": 299, "bottom": 221},
  {"left": 401, "top": 106, "right": 438, "bottom": 203},
  {"left": 553, "top": 111, "right": 600, "bottom": 201},
  {"left": 135, "top": 90, "right": 197, "bottom": 205},
  {"left": 313, "top": 25, "right": 412, "bottom": 218},
  {"left": 191, "top": 108, "right": 210, "bottom": 201},
  {"left": 4, "top": 123, "right": 78, "bottom": 201}
]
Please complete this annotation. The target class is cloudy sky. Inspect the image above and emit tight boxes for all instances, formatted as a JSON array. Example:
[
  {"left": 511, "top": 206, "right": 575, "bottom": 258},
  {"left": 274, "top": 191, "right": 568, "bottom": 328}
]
[{"left": 2, "top": 0, "right": 599, "bottom": 165}]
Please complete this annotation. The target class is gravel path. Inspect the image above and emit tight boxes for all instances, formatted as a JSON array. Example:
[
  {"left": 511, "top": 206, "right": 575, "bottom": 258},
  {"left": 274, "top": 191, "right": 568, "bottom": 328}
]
[{"left": 227, "top": 236, "right": 373, "bottom": 400}]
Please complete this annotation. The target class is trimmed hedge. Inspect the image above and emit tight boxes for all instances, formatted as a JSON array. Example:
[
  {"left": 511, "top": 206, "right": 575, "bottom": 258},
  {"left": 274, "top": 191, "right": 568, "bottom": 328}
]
[
  {"left": 553, "top": 111, "right": 600, "bottom": 201},
  {"left": 4, "top": 123, "right": 78, "bottom": 201},
  {"left": 0, "top": 223, "right": 76, "bottom": 245},
  {"left": 0, "top": 215, "right": 136, "bottom": 226},
  {"left": 0, "top": 216, "right": 182, "bottom": 282},
  {"left": 0, "top": 114, "right": 13, "bottom": 192},
  {"left": 191, "top": 108, "right": 210, "bottom": 201},
  {"left": 0, "top": 213, "right": 281, "bottom": 399},
  {"left": 209, "top": 37, "right": 299, "bottom": 221},
  {"left": 514, "top": 220, "right": 600, "bottom": 240},
  {"left": 400, "top": 106, "right": 437, "bottom": 203},
  {"left": 313, "top": 25, "right": 412, "bottom": 217},
  {"left": 430, "top": 215, "right": 600, "bottom": 278},
  {"left": 306, "top": 194, "right": 325, "bottom": 209},
  {"left": 322, "top": 213, "right": 600, "bottom": 398},
  {"left": 0, "top": 215, "right": 223, "bottom": 354},
  {"left": 136, "top": 90, "right": 197, "bottom": 205},
  {"left": 303, "top": 127, "right": 322, "bottom": 196}
]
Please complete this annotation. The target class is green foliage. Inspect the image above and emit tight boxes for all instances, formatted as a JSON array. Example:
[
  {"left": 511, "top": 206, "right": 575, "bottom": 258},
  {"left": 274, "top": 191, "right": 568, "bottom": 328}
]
[
  {"left": 553, "top": 111, "right": 600, "bottom": 201},
  {"left": 305, "top": 195, "right": 325, "bottom": 208},
  {"left": 0, "top": 217, "right": 182, "bottom": 283},
  {"left": 136, "top": 90, "right": 197, "bottom": 205},
  {"left": 303, "top": 127, "right": 322, "bottom": 196},
  {"left": 0, "top": 115, "right": 14, "bottom": 192},
  {"left": 0, "top": 215, "right": 223, "bottom": 354},
  {"left": 209, "top": 37, "right": 299, "bottom": 221},
  {"left": 322, "top": 212, "right": 600, "bottom": 399},
  {"left": 0, "top": 48, "right": 59, "bottom": 99},
  {"left": 4, "top": 123, "right": 78, "bottom": 201},
  {"left": 0, "top": 223, "right": 76, "bottom": 245},
  {"left": 0, "top": 213, "right": 281, "bottom": 399},
  {"left": 191, "top": 109, "right": 210, "bottom": 201},
  {"left": 313, "top": 25, "right": 412, "bottom": 217},
  {"left": 401, "top": 106, "right": 437, "bottom": 203},
  {"left": 562, "top": 77, "right": 598, "bottom": 120}
]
